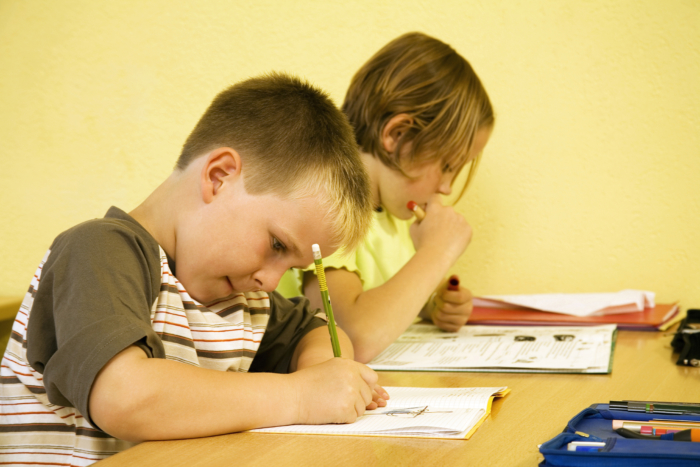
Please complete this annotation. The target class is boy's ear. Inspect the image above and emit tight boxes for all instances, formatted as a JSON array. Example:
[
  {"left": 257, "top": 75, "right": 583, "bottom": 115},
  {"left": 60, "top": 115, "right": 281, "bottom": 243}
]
[
  {"left": 201, "top": 147, "right": 242, "bottom": 204},
  {"left": 381, "top": 113, "right": 414, "bottom": 154}
]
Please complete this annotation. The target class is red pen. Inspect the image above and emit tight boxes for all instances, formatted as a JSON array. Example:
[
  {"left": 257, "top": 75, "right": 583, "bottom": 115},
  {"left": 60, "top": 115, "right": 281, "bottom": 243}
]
[{"left": 447, "top": 275, "right": 460, "bottom": 291}]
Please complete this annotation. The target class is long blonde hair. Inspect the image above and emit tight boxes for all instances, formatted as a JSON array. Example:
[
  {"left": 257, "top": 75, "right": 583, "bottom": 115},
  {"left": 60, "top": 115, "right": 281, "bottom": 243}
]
[{"left": 342, "top": 32, "right": 494, "bottom": 200}]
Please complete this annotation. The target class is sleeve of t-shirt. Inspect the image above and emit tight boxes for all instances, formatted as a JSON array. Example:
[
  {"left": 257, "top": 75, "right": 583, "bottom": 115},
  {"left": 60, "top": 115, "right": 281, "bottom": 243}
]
[
  {"left": 247, "top": 291, "right": 327, "bottom": 374},
  {"left": 26, "top": 218, "right": 166, "bottom": 428}
]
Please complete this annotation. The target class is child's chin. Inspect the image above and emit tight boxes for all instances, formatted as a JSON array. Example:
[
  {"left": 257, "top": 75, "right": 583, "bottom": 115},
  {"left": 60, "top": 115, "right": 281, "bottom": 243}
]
[{"left": 395, "top": 209, "right": 415, "bottom": 220}]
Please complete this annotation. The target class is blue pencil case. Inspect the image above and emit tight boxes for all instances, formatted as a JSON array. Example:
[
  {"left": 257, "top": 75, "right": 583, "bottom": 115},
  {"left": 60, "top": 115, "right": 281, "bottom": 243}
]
[{"left": 539, "top": 404, "right": 700, "bottom": 466}]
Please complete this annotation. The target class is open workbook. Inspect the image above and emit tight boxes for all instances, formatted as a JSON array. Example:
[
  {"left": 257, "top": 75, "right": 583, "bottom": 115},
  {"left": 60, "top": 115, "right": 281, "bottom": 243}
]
[
  {"left": 251, "top": 386, "right": 508, "bottom": 439},
  {"left": 369, "top": 324, "right": 617, "bottom": 374}
]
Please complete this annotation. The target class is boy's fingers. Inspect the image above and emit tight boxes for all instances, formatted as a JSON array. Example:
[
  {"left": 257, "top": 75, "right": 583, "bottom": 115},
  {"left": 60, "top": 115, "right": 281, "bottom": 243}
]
[
  {"left": 355, "top": 396, "right": 367, "bottom": 418},
  {"left": 370, "top": 386, "right": 388, "bottom": 408},
  {"left": 356, "top": 363, "right": 379, "bottom": 388},
  {"left": 359, "top": 378, "right": 373, "bottom": 406},
  {"left": 375, "top": 383, "right": 390, "bottom": 400},
  {"left": 368, "top": 389, "right": 386, "bottom": 409}
]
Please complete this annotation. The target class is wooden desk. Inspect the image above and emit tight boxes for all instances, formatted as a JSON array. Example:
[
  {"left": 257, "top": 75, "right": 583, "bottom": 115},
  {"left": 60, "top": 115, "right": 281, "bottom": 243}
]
[{"left": 98, "top": 330, "right": 698, "bottom": 467}]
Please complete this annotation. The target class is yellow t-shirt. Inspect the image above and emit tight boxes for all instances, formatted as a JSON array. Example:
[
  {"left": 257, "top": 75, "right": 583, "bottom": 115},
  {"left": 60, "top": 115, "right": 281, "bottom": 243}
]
[{"left": 276, "top": 209, "right": 416, "bottom": 298}]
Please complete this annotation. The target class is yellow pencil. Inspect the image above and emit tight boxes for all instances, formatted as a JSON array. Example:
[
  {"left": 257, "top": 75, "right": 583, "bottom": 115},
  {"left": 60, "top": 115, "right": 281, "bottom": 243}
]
[
  {"left": 407, "top": 201, "right": 426, "bottom": 221},
  {"left": 312, "top": 244, "right": 342, "bottom": 358}
]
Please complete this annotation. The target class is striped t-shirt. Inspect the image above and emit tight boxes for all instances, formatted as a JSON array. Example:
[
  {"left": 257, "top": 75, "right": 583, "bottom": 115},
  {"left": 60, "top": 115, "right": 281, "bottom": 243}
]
[{"left": 0, "top": 207, "right": 326, "bottom": 465}]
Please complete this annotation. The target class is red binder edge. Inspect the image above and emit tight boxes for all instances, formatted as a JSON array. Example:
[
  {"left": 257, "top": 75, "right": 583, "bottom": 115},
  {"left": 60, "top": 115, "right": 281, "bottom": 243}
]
[{"left": 468, "top": 303, "right": 680, "bottom": 331}]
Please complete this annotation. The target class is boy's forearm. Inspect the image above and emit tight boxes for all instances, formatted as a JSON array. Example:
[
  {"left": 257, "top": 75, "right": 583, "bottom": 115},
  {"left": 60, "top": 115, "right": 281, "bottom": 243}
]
[
  {"left": 291, "top": 325, "right": 354, "bottom": 371},
  {"left": 90, "top": 346, "right": 301, "bottom": 442}
]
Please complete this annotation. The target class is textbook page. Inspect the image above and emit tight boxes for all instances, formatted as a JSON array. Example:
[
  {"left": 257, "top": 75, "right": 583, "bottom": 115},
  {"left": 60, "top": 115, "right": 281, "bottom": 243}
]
[
  {"left": 368, "top": 324, "right": 616, "bottom": 374},
  {"left": 251, "top": 386, "right": 508, "bottom": 439}
]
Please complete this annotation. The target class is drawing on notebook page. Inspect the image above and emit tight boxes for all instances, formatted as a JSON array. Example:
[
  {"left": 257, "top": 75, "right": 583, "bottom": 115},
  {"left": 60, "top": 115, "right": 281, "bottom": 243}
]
[{"left": 365, "top": 406, "right": 454, "bottom": 418}]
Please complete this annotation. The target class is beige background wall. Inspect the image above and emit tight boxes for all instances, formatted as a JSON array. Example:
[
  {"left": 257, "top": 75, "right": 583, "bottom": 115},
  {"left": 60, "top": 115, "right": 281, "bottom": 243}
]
[{"left": 1, "top": 1, "right": 699, "bottom": 309}]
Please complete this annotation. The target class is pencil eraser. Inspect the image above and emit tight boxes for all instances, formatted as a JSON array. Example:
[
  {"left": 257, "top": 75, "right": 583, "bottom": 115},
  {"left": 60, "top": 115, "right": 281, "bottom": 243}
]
[
  {"left": 612, "top": 420, "right": 623, "bottom": 430},
  {"left": 407, "top": 201, "right": 418, "bottom": 211},
  {"left": 640, "top": 426, "right": 653, "bottom": 435},
  {"left": 312, "top": 244, "right": 322, "bottom": 260}
]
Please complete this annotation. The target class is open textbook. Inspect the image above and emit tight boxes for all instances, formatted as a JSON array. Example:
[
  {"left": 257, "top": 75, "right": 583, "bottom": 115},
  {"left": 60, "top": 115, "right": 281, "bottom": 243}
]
[
  {"left": 251, "top": 386, "right": 509, "bottom": 439},
  {"left": 368, "top": 324, "right": 617, "bottom": 374}
]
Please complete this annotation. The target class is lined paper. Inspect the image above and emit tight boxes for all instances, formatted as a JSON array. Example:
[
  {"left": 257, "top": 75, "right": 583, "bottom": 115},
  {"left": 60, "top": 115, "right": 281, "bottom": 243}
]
[{"left": 251, "top": 386, "right": 507, "bottom": 439}]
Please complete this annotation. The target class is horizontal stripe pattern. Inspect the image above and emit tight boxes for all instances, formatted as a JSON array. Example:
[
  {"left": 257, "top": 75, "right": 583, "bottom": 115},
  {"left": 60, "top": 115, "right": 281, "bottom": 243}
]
[
  {"left": 152, "top": 247, "right": 270, "bottom": 373},
  {"left": 1, "top": 246, "right": 271, "bottom": 465},
  {"left": 0, "top": 250, "right": 135, "bottom": 466}
]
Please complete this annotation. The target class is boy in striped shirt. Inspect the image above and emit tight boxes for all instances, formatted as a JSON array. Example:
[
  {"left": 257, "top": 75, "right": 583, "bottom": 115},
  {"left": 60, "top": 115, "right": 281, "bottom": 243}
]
[{"left": 0, "top": 73, "right": 387, "bottom": 465}]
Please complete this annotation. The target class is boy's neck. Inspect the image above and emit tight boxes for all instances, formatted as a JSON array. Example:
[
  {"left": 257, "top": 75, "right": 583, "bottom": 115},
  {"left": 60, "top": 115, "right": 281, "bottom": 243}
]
[{"left": 129, "top": 168, "right": 193, "bottom": 261}]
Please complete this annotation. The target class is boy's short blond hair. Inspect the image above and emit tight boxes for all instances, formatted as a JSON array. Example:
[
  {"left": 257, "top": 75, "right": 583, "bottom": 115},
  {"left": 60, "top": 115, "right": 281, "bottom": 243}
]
[
  {"left": 177, "top": 72, "right": 372, "bottom": 251},
  {"left": 343, "top": 32, "right": 494, "bottom": 199}
]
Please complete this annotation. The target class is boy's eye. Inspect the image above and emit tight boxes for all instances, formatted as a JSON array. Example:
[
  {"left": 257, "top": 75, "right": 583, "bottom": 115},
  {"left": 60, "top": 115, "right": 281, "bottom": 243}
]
[
  {"left": 271, "top": 237, "right": 286, "bottom": 253},
  {"left": 442, "top": 163, "right": 452, "bottom": 173}
]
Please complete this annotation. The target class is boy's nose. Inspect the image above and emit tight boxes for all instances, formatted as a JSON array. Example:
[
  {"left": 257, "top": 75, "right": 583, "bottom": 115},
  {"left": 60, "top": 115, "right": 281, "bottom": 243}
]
[{"left": 254, "top": 266, "right": 288, "bottom": 293}]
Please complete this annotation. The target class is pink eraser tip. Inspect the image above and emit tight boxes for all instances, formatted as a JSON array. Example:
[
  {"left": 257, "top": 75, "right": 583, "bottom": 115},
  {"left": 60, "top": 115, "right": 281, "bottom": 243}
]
[
  {"left": 612, "top": 420, "right": 623, "bottom": 430},
  {"left": 407, "top": 201, "right": 418, "bottom": 211}
]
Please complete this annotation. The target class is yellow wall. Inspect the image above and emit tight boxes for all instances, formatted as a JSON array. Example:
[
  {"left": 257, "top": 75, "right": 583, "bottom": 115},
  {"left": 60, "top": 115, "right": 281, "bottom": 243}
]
[{"left": 1, "top": 1, "right": 699, "bottom": 309}]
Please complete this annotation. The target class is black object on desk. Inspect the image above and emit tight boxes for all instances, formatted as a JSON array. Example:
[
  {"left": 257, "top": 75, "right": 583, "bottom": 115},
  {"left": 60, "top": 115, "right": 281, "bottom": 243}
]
[{"left": 672, "top": 309, "right": 700, "bottom": 367}]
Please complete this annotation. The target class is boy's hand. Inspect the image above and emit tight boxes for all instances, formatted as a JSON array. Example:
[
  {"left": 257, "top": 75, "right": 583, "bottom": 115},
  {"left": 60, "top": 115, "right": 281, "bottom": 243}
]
[
  {"left": 430, "top": 281, "right": 473, "bottom": 332},
  {"left": 409, "top": 194, "right": 472, "bottom": 266},
  {"left": 292, "top": 358, "right": 388, "bottom": 425}
]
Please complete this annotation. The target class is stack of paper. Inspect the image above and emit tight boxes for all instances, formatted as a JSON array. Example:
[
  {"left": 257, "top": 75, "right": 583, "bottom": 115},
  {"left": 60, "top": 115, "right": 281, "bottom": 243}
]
[
  {"left": 251, "top": 386, "right": 509, "bottom": 439},
  {"left": 468, "top": 303, "right": 679, "bottom": 331},
  {"left": 474, "top": 290, "right": 655, "bottom": 317},
  {"left": 368, "top": 324, "right": 616, "bottom": 374}
]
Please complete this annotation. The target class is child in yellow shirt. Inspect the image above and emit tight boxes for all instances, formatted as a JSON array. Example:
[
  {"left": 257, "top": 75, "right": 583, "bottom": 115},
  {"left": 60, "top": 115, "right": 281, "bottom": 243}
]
[{"left": 278, "top": 33, "right": 494, "bottom": 363}]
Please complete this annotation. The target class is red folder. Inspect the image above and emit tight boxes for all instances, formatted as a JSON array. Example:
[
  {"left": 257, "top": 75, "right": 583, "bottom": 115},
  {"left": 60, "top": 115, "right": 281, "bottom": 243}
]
[{"left": 468, "top": 303, "right": 680, "bottom": 331}]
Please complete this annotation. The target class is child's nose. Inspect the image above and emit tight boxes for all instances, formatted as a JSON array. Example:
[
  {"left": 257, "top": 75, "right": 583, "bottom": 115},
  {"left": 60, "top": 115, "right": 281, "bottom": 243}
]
[
  {"left": 437, "top": 179, "right": 452, "bottom": 195},
  {"left": 254, "top": 266, "right": 288, "bottom": 293}
]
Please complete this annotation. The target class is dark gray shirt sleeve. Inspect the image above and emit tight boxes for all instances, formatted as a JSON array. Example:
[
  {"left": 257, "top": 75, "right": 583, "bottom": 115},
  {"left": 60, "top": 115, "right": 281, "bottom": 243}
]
[
  {"left": 26, "top": 212, "right": 165, "bottom": 427},
  {"left": 248, "top": 292, "right": 327, "bottom": 374}
]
